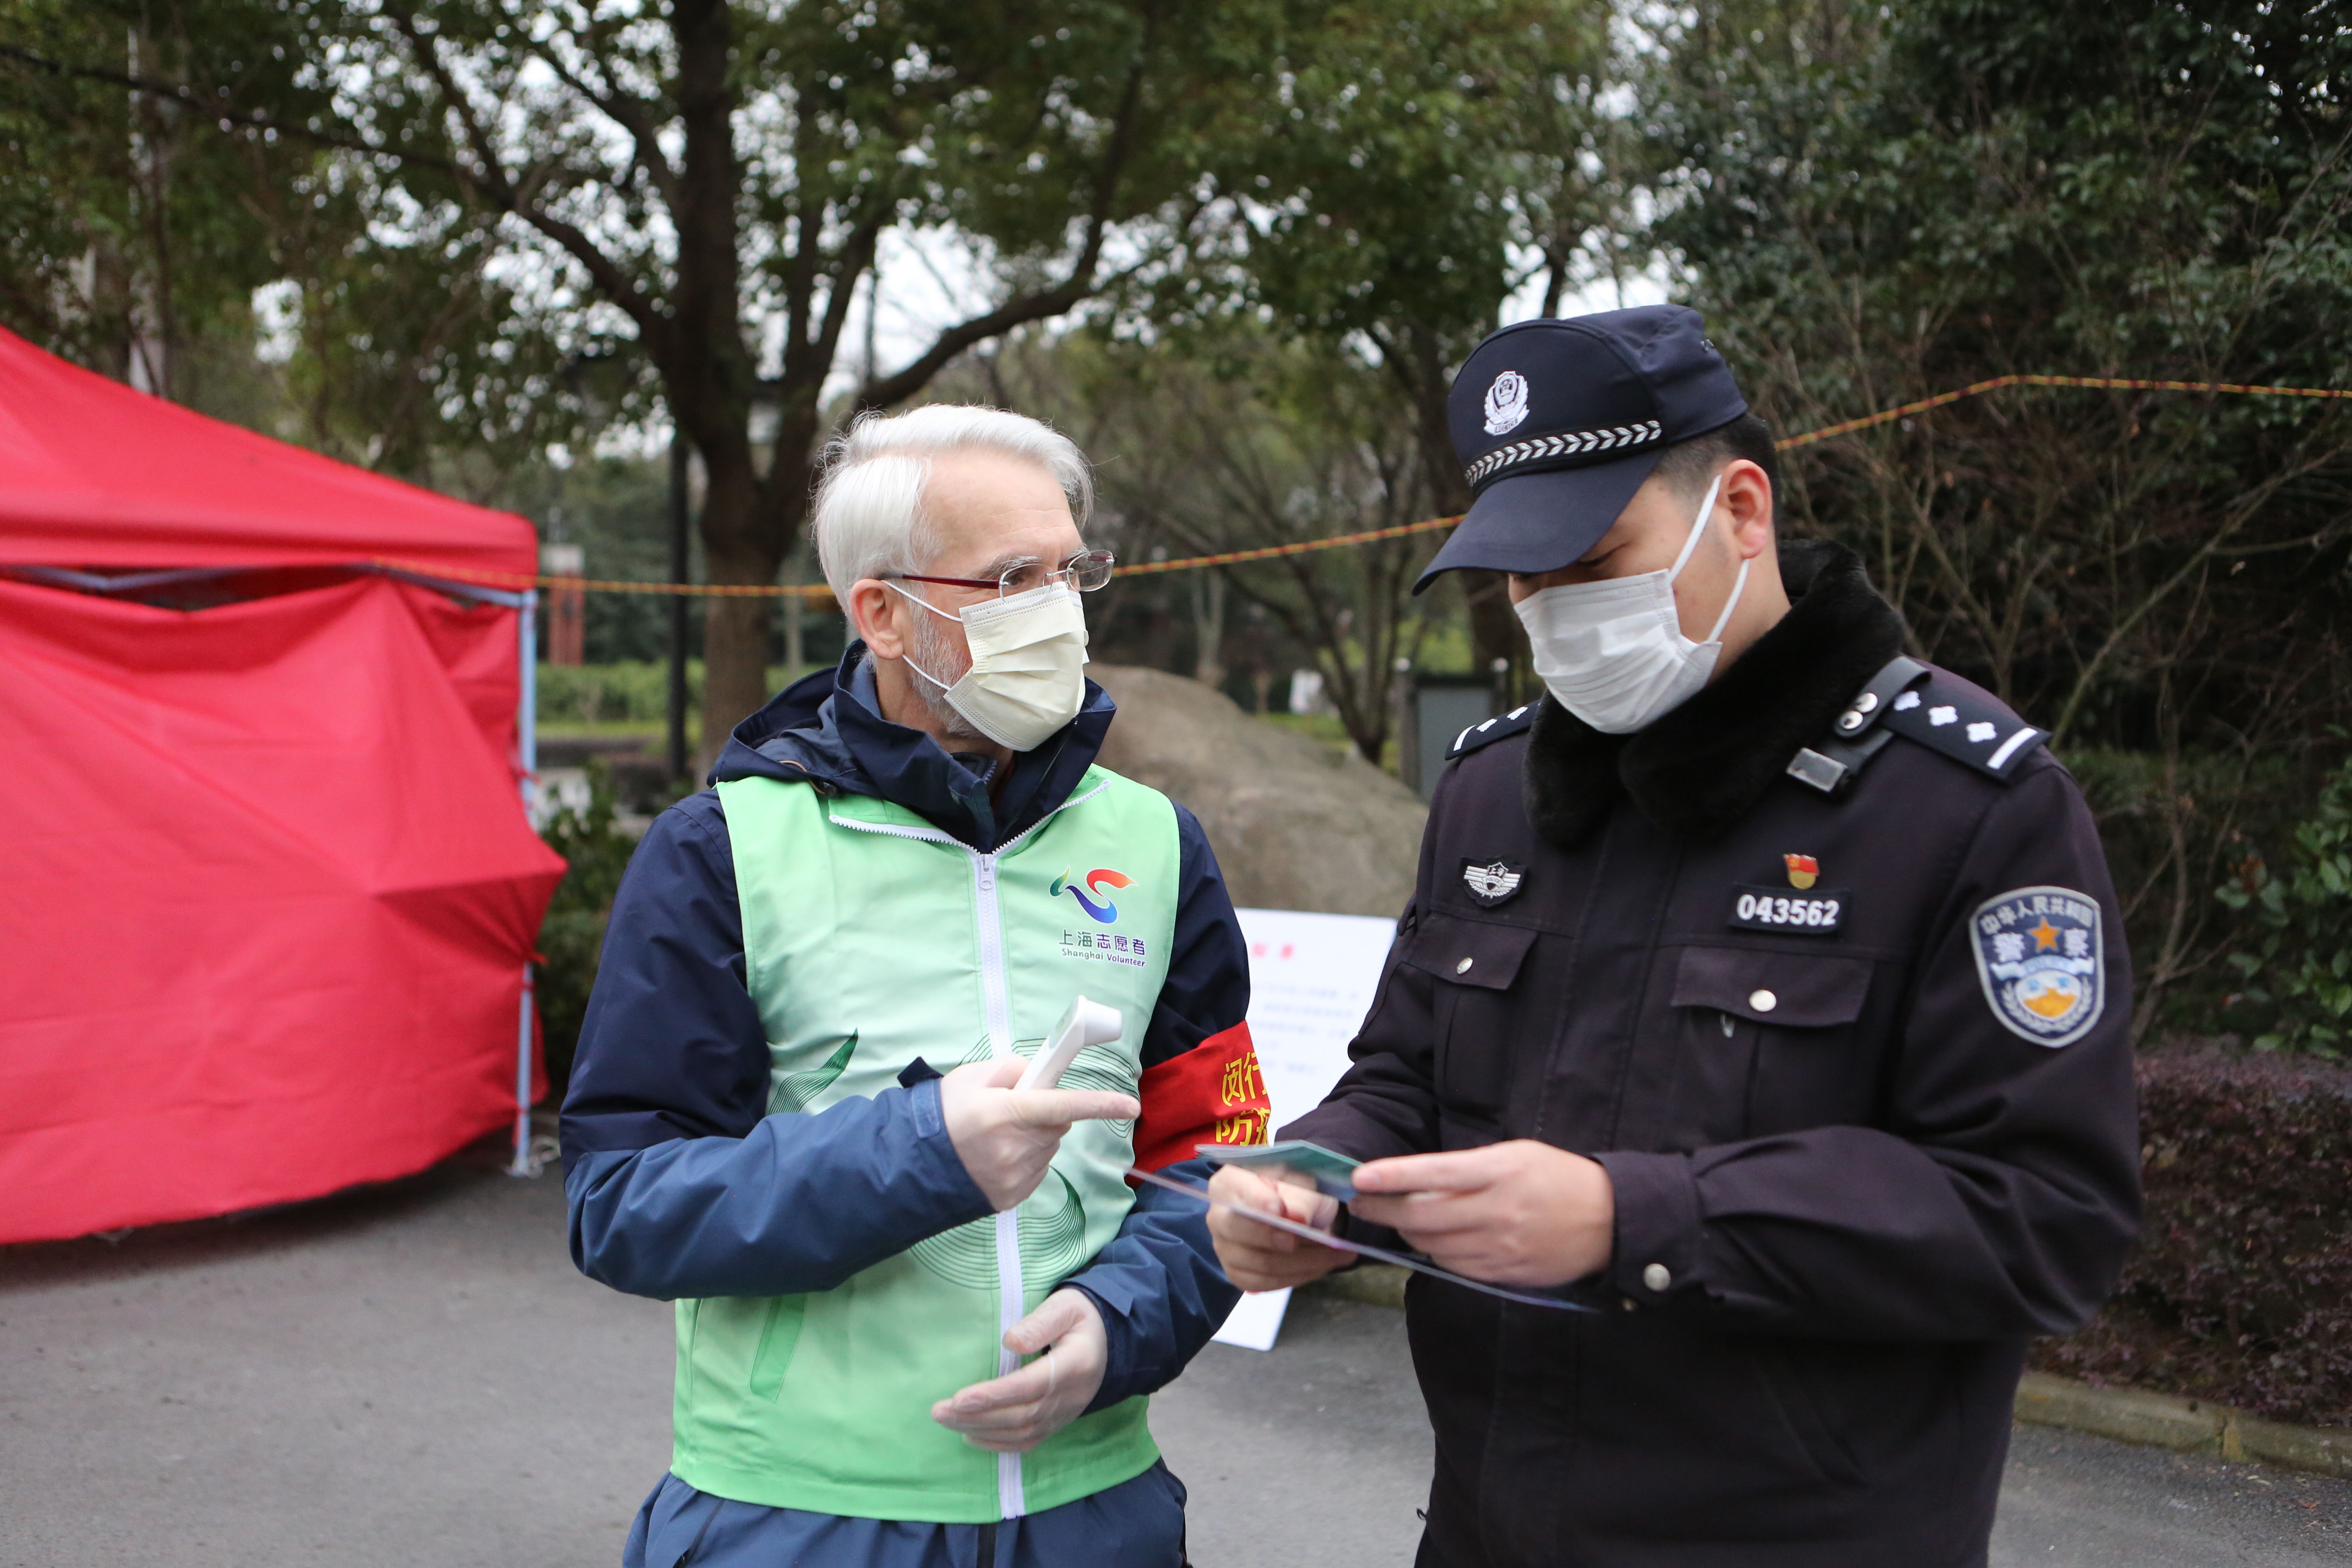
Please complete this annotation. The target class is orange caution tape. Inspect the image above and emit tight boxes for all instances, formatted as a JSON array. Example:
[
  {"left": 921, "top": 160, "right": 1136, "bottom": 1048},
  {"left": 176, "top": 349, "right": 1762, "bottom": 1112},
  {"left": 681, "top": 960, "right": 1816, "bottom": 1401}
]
[
  {"left": 1772, "top": 373, "right": 2352, "bottom": 451},
  {"left": 386, "top": 376, "right": 2347, "bottom": 597},
  {"left": 1115, "top": 514, "right": 1464, "bottom": 575}
]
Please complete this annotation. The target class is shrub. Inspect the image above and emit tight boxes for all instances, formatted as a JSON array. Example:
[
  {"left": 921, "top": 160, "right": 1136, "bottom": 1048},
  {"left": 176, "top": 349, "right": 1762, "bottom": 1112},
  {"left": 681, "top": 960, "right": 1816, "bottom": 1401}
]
[
  {"left": 536, "top": 660, "right": 693, "bottom": 726},
  {"left": 535, "top": 661, "right": 814, "bottom": 727},
  {"left": 2216, "top": 752, "right": 2352, "bottom": 1057},
  {"left": 2036, "top": 1049, "right": 2352, "bottom": 1427},
  {"left": 533, "top": 762, "right": 643, "bottom": 1100}
]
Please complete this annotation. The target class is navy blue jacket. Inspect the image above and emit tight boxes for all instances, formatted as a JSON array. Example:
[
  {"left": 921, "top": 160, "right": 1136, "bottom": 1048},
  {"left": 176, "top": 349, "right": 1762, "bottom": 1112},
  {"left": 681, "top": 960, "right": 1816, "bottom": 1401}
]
[{"left": 560, "top": 648, "right": 1250, "bottom": 1414}]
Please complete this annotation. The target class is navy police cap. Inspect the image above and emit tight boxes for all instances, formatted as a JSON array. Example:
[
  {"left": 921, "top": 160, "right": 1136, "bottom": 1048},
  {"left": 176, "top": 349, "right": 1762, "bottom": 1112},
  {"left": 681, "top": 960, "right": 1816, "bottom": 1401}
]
[{"left": 1415, "top": 304, "right": 1748, "bottom": 592}]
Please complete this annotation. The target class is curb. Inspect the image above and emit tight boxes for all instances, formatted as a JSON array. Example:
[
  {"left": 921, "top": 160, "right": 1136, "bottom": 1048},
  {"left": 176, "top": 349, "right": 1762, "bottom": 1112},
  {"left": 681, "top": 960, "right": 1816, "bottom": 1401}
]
[
  {"left": 1311, "top": 1264, "right": 1409, "bottom": 1310},
  {"left": 1303, "top": 1273, "right": 2351, "bottom": 1481},
  {"left": 2013, "top": 1372, "right": 2352, "bottom": 1481}
]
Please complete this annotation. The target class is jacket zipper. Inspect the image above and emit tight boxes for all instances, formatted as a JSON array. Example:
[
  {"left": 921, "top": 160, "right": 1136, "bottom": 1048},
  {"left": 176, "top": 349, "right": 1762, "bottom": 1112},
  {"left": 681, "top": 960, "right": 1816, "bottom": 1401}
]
[
  {"left": 970, "top": 847, "right": 1027, "bottom": 1519},
  {"left": 827, "top": 786, "right": 1105, "bottom": 1519}
]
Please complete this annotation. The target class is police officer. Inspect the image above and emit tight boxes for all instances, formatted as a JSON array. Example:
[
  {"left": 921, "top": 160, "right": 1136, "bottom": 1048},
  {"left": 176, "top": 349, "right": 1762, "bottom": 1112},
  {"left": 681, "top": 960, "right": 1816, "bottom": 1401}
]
[{"left": 1206, "top": 305, "right": 2140, "bottom": 1568}]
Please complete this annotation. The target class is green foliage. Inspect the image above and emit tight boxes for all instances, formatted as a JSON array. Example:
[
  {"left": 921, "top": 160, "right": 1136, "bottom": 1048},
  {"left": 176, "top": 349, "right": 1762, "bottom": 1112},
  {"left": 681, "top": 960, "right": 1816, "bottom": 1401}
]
[
  {"left": 0, "top": 0, "right": 587, "bottom": 477},
  {"left": 2217, "top": 752, "right": 2352, "bottom": 1057},
  {"left": 1650, "top": 0, "right": 2352, "bottom": 745},
  {"left": 532, "top": 762, "right": 641, "bottom": 1098},
  {"left": 2062, "top": 745, "right": 2316, "bottom": 1040},
  {"left": 1650, "top": 0, "right": 2352, "bottom": 1030},
  {"left": 537, "top": 661, "right": 694, "bottom": 728},
  {"left": 536, "top": 661, "right": 813, "bottom": 728},
  {"left": 515, "top": 457, "right": 700, "bottom": 665},
  {"left": 1161, "top": 0, "right": 1607, "bottom": 349}
]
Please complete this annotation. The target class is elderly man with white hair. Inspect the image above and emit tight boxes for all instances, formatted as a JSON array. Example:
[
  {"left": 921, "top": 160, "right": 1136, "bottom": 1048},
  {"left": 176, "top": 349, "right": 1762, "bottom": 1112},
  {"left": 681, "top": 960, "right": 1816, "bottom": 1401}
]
[{"left": 561, "top": 406, "right": 1269, "bottom": 1568}]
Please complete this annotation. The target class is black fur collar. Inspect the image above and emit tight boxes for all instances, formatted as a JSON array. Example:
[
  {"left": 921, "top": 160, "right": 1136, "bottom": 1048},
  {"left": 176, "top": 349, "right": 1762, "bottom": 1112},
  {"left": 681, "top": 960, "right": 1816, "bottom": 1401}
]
[{"left": 1523, "top": 539, "right": 1906, "bottom": 847}]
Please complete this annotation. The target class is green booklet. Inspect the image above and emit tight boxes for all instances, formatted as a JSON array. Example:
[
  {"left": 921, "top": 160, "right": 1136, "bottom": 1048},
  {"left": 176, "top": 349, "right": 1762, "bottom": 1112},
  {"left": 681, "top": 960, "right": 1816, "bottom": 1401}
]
[{"left": 1196, "top": 1139, "right": 1363, "bottom": 1201}]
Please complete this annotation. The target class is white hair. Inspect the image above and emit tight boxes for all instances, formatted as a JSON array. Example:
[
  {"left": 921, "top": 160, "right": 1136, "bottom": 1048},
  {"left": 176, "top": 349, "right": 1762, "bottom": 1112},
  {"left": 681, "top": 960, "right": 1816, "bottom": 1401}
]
[{"left": 811, "top": 404, "right": 1094, "bottom": 603}]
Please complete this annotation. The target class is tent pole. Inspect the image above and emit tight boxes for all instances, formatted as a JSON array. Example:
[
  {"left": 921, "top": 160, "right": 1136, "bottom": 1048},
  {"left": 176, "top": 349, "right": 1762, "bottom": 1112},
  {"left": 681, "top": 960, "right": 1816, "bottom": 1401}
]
[
  {"left": 509, "top": 969, "right": 537, "bottom": 1176},
  {"left": 518, "top": 588, "right": 539, "bottom": 809},
  {"left": 511, "top": 588, "right": 540, "bottom": 1176}
]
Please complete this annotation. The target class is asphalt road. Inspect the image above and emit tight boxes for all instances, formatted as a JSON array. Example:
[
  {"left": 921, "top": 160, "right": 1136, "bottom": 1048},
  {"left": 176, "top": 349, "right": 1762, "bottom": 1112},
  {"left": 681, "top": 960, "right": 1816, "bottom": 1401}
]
[{"left": 2, "top": 1150, "right": 2346, "bottom": 1567}]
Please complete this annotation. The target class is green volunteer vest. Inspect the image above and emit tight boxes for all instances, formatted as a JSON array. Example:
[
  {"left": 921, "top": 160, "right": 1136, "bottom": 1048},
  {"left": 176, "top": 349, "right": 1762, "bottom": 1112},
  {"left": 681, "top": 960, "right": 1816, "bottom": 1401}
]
[{"left": 678, "top": 766, "right": 1180, "bottom": 1522}]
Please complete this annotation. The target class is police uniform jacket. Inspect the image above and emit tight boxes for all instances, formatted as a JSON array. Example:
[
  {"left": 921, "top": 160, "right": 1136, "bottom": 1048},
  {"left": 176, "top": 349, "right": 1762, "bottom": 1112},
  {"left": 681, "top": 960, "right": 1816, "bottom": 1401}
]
[{"left": 1285, "top": 540, "right": 2141, "bottom": 1568}]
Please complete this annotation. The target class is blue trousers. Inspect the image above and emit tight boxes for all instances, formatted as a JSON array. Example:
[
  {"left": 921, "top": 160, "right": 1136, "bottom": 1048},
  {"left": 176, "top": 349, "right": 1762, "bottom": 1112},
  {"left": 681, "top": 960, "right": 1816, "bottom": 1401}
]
[{"left": 624, "top": 1462, "right": 1189, "bottom": 1568}]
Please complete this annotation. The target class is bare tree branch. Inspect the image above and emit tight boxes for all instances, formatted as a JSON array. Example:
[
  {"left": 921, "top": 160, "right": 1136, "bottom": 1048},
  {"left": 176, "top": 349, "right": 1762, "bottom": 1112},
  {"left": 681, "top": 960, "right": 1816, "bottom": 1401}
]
[
  {"left": 853, "top": 27, "right": 1158, "bottom": 411},
  {"left": 381, "top": 9, "right": 667, "bottom": 355}
]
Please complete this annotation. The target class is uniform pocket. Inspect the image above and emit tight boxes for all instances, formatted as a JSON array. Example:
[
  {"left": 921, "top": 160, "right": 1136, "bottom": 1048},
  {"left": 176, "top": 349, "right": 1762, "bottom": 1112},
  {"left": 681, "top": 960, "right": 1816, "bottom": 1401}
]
[
  {"left": 1404, "top": 914, "right": 1539, "bottom": 1117},
  {"left": 1671, "top": 946, "right": 1880, "bottom": 1135},
  {"left": 1675, "top": 949, "right": 1872, "bottom": 1147},
  {"left": 1670, "top": 945, "right": 1872, "bottom": 1026}
]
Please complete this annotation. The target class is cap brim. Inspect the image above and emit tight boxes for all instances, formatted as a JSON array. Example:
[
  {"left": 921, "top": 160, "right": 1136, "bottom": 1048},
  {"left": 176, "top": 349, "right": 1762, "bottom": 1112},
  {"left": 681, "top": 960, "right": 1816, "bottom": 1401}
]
[{"left": 1414, "top": 449, "right": 1663, "bottom": 594}]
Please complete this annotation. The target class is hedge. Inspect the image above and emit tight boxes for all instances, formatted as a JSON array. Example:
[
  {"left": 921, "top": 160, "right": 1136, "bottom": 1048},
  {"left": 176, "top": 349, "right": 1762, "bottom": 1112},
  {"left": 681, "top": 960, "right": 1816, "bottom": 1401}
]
[
  {"left": 535, "top": 661, "right": 806, "bottom": 727},
  {"left": 532, "top": 764, "right": 640, "bottom": 1100},
  {"left": 2036, "top": 1049, "right": 2352, "bottom": 1428}
]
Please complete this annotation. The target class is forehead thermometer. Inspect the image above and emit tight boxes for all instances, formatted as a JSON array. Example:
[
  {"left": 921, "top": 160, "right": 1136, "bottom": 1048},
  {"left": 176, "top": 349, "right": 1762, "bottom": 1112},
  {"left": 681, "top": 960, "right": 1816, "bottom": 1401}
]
[{"left": 1017, "top": 996, "right": 1125, "bottom": 1091}]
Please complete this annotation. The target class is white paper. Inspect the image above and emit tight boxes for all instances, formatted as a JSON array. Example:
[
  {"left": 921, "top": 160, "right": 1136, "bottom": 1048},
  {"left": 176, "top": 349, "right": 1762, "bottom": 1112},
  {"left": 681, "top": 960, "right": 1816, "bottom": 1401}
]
[
  {"left": 1233, "top": 907, "right": 1399, "bottom": 1134},
  {"left": 1197, "top": 909, "right": 1397, "bottom": 1352},
  {"left": 1210, "top": 1287, "right": 1292, "bottom": 1352}
]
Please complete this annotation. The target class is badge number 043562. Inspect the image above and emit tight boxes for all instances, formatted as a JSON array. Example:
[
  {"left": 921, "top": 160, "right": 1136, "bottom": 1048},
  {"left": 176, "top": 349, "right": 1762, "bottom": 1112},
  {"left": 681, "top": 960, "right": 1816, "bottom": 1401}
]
[{"left": 1729, "top": 884, "right": 1846, "bottom": 934}]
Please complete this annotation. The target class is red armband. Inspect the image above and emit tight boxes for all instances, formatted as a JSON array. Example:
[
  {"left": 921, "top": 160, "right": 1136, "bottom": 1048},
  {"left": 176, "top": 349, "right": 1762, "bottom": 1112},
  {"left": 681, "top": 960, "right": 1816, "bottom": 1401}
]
[{"left": 1130, "top": 1021, "right": 1271, "bottom": 1173}]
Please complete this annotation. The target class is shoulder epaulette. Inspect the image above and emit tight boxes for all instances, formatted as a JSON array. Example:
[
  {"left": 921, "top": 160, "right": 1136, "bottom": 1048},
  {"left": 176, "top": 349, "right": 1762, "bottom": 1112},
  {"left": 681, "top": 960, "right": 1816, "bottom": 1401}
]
[
  {"left": 1786, "top": 656, "right": 2045, "bottom": 794},
  {"left": 1879, "top": 673, "right": 2046, "bottom": 780},
  {"left": 1446, "top": 701, "right": 1539, "bottom": 761}
]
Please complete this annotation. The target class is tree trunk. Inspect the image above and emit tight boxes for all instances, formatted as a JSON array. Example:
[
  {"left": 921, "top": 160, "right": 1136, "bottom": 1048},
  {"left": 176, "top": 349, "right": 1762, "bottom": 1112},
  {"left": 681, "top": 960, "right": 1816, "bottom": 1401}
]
[
  {"left": 1191, "top": 569, "right": 1227, "bottom": 690},
  {"left": 695, "top": 440, "right": 786, "bottom": 769}
]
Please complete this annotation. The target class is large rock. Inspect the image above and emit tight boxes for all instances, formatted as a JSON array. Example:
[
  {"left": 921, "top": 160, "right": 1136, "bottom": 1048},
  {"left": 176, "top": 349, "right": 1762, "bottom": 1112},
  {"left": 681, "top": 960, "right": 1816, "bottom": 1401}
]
[{"left": 1089, "top": 665, "right": 1425, "bottom": 918}]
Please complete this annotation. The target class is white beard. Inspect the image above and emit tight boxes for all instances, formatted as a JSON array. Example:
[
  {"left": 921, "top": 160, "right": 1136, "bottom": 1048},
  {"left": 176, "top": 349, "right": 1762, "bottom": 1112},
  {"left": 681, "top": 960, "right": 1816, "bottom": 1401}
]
[{"left": 906, "top": 606, "right": 990, "bottom": 744}]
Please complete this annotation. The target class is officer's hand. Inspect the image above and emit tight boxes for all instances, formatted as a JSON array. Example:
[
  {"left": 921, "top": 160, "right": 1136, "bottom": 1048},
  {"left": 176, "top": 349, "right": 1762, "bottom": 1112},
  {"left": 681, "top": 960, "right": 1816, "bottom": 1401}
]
[
  {"left": 931, "top": 1288, "right": 1106, "bottom": 1452},
  {"left": 940, "top": 1057, "right": 1140, "bottom": 1212},
  {"left": 1349, "top": 1140, "right": 1614, "bottom": 1288},
  {"left": 1205, "top": 1163, "right": 1347, "bottom": 1292}
]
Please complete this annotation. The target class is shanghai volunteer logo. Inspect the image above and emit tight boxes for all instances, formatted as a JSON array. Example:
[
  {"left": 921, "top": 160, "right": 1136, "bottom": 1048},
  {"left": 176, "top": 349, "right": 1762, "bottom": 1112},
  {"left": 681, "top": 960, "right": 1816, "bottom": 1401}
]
[
  {"left": 1970, "top": 886, "right": 2104, "bottom": 1047},
  {"left": 1051, "top": 866, "right": 1133, "bottom": 924}
]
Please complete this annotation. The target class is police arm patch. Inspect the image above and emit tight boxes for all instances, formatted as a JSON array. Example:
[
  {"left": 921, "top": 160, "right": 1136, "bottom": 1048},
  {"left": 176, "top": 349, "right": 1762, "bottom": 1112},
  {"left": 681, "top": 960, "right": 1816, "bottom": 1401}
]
[{"left": 1969, "top": 886, "right": 2105, "bottom": 1047}]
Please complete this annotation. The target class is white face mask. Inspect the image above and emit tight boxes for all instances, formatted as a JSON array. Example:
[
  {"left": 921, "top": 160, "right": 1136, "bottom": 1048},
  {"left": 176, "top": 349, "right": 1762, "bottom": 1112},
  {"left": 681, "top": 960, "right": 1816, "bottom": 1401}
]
[
  {"left": 1513, "top": 474, "right": 1749, "bottom": 735},
  {"left": 887, "top": 579, "right": 1091, "bottom": 752}
]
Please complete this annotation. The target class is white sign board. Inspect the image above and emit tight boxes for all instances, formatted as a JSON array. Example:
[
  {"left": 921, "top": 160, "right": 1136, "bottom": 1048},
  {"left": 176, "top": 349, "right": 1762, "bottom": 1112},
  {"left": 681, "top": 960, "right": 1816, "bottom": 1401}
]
[
  {"left": 1209, "top": 906, "right": 1398, "bottom": 1352},
  {"left": 1234, "top": 907, "right": 1399, "bottom": 1132}
]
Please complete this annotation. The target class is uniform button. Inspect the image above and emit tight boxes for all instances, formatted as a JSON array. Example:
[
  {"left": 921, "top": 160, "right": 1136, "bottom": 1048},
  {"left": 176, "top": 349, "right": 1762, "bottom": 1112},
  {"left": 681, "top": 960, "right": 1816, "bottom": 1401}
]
[
  {"left": 1748, "top": 989, "right": 1777, "bottom": 1013},
  {"left": 1642, "top": 1263, "right": 1672, "bottom": 1293},
  {"left": 1455, "top": 957, "right": 1474, "bottom": 974}
]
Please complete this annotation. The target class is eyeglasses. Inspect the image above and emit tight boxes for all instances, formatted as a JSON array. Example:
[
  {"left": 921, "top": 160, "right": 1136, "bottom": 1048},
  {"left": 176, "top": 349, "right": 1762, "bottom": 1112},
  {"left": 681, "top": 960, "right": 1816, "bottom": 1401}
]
[{"left": 886, "top": 548, "right": 1117, "bottom": 598}]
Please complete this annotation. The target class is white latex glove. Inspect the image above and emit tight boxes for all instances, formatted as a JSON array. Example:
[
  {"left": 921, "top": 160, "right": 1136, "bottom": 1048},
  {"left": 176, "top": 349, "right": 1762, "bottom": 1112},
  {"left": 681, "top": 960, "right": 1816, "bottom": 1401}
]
[
  {"left": 938, "top": 1056, "right": 1140, "bottom": 1212},
  {"left": 931, "top": 1288, "right": 1108, "bottom": 1452}
]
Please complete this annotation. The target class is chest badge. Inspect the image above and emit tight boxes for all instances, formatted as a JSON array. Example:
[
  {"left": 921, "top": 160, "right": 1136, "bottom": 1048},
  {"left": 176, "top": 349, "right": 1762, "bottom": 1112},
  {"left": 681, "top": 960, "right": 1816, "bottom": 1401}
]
[
  {"left": 1784, "top": 854, "right": 1819, "bottom": 890},
  {"left": 1970, "top": 886, "right": 2105, "bottom": 1047},
  {"left": 1461, "top": 858, "right": 1526, "bottom": 907}
]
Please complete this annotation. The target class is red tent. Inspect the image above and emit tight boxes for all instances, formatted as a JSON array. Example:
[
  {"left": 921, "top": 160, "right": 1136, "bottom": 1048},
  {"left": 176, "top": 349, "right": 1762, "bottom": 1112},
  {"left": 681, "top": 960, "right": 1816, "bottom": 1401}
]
[{"left": 0, "top": 327, "right": 566, "bottom": 1245}]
